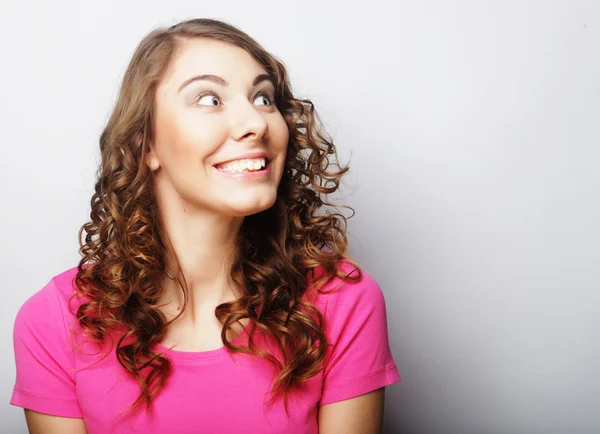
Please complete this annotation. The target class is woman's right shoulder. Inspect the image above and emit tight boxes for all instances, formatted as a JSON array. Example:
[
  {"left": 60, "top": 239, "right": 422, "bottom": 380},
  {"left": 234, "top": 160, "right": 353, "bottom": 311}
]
[{"left": 14, "top": 266, "right": 82, "bottom": 337}]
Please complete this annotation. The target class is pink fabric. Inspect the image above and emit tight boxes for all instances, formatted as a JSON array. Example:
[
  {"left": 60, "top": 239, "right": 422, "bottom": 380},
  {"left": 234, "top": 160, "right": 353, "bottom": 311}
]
[{"left": 11, "top": 262, "right": 401, "bottom": 433}]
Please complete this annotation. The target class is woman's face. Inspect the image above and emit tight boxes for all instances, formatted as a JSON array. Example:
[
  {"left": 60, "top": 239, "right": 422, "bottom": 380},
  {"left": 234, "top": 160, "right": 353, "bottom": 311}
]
[{"left": 148, "top": 38, "right": 289, "bottom": 217}]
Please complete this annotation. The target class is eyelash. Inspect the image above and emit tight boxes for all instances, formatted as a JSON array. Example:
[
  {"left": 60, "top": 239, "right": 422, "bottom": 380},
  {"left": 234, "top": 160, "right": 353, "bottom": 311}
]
[{"left": 194, "top": 91, "right": 275, "bottom": 106}]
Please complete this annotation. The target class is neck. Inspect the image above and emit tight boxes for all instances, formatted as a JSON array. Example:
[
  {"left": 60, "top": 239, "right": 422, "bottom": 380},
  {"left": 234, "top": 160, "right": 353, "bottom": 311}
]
[{"left": 155, "top": 195, "right": 244, "bottom": 322}]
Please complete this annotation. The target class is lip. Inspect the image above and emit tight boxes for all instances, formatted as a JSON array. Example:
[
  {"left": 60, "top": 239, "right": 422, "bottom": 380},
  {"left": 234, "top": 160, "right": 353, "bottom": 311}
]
[{"left": 213, "top": 151, "right": 270, "bottom": 167}]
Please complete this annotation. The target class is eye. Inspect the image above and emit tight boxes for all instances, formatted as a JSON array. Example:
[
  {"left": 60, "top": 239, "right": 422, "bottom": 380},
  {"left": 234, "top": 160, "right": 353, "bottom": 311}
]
[
  {"left": 253, "top": 92, "right": 274, "bottom": 106},
  {"left": 195, "top": 93, "right": 221, "bottom": 107}
]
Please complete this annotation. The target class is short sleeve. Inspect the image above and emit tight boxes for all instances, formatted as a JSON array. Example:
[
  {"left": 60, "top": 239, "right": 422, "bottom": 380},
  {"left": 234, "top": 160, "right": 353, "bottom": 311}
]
[
  {"left": 319, "top": 268, "right": 401, "bottom": 405},
  {"left": 10, "top": 278, "right": 83, "bottom": 417}
]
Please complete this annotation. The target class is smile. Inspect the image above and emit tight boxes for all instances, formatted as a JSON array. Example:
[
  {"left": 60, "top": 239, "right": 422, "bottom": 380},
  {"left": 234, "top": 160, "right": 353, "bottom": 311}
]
[
  {"left": 214, "top": 157, "right": 271, "bottom": 178},
  {"left": 215, "top": 157, "right": 267, "bottom": 173}
]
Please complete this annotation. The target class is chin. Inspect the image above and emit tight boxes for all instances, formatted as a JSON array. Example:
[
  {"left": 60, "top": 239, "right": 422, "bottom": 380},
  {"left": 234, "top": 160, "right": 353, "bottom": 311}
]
[{"left": 226, "top": 194, "right": 278, "bottom": 217}]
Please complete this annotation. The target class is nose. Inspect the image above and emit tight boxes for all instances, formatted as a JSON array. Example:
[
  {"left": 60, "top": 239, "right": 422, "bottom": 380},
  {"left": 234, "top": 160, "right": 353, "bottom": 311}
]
[{"left": 229, "top": 98, "right": 269, "bottom": 142}]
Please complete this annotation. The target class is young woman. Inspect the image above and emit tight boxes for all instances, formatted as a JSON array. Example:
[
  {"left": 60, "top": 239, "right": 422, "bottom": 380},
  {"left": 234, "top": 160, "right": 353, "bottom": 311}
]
[{"left": 10, "top": 18, "right": 401, "bottom": 434}]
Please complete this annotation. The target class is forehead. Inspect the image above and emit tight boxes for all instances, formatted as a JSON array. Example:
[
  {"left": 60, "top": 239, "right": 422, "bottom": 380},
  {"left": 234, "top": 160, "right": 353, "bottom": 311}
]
[{"left": 161, "top": 37, "right": 267, "bottom": 87}]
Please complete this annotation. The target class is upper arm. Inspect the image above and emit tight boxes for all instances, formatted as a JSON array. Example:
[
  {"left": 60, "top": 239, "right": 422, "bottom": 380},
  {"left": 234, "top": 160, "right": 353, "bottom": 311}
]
[
  {"left": 318, "top": 388, "right": 385, "bottom": 434},
  {"left": 25, "top": 410, "right": 87, "bottom": 434}
]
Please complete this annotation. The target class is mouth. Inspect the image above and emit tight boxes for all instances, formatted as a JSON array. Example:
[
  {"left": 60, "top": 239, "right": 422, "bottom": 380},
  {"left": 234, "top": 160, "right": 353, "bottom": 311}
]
[
  {"left": 214, "top": 157, "right": 270, "bottom": 174},
  {"left": 213, "top": 156, "right": 272, "bottom": 179}
]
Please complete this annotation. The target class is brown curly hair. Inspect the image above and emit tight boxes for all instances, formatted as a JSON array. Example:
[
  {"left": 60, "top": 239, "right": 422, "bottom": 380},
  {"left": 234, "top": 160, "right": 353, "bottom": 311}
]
[{"left": 74, "top": 17, "right": 361, "bottom": 415}]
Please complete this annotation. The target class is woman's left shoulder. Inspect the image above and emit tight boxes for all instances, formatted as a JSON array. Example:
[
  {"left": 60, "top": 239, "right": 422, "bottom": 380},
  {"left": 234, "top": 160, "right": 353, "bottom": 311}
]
[
  {"left": 336, "top": 259, "right": 383, "bottom": 295},
  {"left": 307, "top": 259, "right": 388, "bottom": 316}
]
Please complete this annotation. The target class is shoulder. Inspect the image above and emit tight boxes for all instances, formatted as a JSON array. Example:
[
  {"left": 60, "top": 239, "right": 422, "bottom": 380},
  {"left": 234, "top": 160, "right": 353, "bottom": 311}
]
[
  {"left": 14, "top": 266, "right": 81, "bottom": 340},
  {"left": 311, "top": 259, "right": 385, "bottom": 305},
  {"left": 308, "top": 259, "right": 387, "bottom": 327},
  {"left": 51, "top": 265, "right": 83, "bottom": 312}
]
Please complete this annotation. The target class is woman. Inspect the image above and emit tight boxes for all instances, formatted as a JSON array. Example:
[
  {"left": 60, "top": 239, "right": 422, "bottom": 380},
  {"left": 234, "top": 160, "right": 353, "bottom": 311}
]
[{"left": 10, "top": 18, "right": 401, "bottom": 433}]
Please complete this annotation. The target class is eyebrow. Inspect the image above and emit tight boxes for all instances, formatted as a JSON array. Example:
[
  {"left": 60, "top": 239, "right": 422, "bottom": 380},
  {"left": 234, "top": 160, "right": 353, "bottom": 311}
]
[{"left": 177, "top": 73, "right": 273, "bottom": 93}]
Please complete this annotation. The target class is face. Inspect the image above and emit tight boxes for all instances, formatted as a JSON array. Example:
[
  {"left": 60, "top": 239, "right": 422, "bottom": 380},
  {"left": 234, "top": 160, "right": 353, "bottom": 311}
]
[{"left": 147, "top": 38, "right": 289, "bottom": 217}]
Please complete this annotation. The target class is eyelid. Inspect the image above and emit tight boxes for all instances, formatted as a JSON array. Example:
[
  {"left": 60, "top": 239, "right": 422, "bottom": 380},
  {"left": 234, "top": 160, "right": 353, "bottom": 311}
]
[
  {"left": 254, "top": 90, "right": 276, "bottom": 105},
  {"left": 192, "top": 89, "right": 276, "bottom": 106},
  {"left": 193, "top": 91, "right": 220, "bottom": 105}
]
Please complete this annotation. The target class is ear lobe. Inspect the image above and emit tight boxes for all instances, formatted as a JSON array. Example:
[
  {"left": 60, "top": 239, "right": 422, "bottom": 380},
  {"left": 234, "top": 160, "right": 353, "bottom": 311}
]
[{"left": 146, "top": 145, "right": 161, "bottom": 171}]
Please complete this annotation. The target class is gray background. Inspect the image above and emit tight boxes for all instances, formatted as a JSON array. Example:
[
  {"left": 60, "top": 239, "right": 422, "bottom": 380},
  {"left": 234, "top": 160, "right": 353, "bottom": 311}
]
[{"left": 0, "top": 1, "right": 598, "bottom": 433}]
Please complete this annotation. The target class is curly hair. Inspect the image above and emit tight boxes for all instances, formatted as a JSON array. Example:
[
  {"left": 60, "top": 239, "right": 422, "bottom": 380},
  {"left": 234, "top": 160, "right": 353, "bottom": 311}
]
[{"left": 74, "top": 17, "right": 361, "bottom": 415}]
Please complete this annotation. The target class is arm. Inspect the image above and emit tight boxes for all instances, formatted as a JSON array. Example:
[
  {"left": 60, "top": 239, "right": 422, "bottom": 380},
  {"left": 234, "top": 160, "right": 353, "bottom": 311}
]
[
  {"left": 24, "top": 410, "right": 87, "bottom": 434},
  {"left": 318, "top": 388, "right": 385, "bottom": 434}
]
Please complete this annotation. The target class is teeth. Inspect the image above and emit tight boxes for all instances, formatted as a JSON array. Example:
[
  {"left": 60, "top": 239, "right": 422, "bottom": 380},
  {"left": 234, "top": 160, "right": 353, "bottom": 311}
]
[{"left": 219, "top": 158, "right": 266, "bottom": 173}]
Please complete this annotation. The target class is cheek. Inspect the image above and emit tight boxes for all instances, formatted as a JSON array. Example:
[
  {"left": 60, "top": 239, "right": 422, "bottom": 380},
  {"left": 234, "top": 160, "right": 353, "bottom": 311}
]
[
  {"left": 270, "top": 115, "right": 290, "bottom": 152},
  {"left": 270, "top": 118, "right": 289, "bottom": 183},
  {"left": 163, "top": 114, "right": 229, "bottom": 166}
]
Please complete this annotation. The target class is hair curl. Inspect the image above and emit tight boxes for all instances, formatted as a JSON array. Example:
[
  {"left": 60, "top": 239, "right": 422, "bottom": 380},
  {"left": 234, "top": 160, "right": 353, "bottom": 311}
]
[{"left": 74, "top": 18, "right": 361, "bottom": 415}]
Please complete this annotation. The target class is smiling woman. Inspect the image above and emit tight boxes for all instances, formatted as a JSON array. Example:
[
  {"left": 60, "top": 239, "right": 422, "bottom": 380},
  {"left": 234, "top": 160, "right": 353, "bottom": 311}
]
[{"left": 9, "top": 18, "right": 401, "bottom": 434}]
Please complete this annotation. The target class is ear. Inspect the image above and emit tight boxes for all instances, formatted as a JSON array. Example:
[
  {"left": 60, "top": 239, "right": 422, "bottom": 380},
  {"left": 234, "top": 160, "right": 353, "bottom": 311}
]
[{"left": 135, "top": 131, "right": 161, "bottom": 172}]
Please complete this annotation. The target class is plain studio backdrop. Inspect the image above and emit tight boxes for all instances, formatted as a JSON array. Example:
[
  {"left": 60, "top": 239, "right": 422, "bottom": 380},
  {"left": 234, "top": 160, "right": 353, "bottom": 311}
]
[{"left": 0, "top": 1, "right": 598, "bottom": 433}]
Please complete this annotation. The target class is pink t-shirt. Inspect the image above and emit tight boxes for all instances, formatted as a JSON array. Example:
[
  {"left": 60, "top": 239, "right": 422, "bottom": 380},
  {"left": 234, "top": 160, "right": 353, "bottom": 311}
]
[{"left": 11, "top": 262, "right": 401, "bottom": 433}]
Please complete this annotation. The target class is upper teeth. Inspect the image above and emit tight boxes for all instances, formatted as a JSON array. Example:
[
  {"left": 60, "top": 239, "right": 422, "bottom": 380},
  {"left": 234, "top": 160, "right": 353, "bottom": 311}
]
[{"left": 219, "top": 158, "right": 266, "bottom": 173}]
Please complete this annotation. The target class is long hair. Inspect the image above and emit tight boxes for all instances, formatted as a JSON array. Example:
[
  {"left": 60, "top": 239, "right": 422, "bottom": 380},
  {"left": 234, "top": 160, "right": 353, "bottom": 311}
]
[{"left": 74, "top": 18, "right": 360, "bottom": 414}]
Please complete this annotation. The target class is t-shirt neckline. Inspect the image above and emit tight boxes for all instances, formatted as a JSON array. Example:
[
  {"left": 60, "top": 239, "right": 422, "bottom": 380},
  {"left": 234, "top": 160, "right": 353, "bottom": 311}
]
[{"left": 153, "top": 320, "right": 251, "bottom": 362}]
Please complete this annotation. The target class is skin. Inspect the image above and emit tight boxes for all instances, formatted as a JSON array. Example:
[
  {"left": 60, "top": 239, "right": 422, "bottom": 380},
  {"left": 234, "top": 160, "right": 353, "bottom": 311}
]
[
  {"left": 24, "top": 38, "right": 385, "bottom": 434},
  {"left": 318, "top": 388, "right": 386, "bottom": 434}
]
